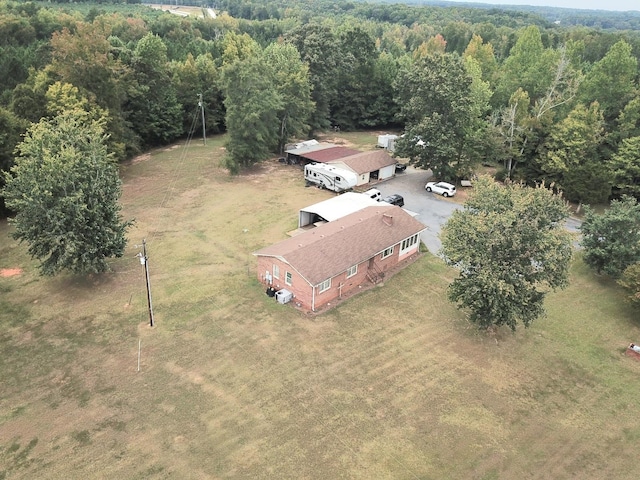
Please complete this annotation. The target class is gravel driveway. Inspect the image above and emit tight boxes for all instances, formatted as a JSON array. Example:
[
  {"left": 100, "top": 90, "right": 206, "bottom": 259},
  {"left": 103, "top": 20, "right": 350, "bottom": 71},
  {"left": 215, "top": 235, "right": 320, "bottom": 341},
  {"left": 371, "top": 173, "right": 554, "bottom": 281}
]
[
  {"left": 374, "top": 167, "right": 582, "bottom": 255},
  {"left": 373, "top": 166, "right": 462, "bottom": 255}
]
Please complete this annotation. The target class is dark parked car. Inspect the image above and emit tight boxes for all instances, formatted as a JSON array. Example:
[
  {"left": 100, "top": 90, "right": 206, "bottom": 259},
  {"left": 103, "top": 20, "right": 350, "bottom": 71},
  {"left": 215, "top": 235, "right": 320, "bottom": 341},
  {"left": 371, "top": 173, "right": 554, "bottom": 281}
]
[
  {"left": 395, "top": 163, "right": 407, "bottom": 173},
  {"left": 382, "top": 194, "right": 404, "bottom": 207}
]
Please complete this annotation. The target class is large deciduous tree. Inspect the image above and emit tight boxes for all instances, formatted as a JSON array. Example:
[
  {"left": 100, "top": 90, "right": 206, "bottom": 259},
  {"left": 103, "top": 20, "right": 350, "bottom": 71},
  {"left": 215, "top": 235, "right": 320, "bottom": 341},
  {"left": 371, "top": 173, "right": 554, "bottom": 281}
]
[
  {"left": 49, "top": 22, "right": 123, "bottom": 114},
  {"left": 393, "top": 52, "right": 476, "bottom": 180},
  {"left": 124, "top": 33, "right": 182, "bottom": 150},
  {"left": 222, "top": 42, "right": 313, "bottom": 171},
  {"left": 461, "top": 55, "right": 493, "bottom": 175},
  {"left": 463, "top": 34, "right": 497, "bottom": 84},
  {"left": 539, "top": 102, "right": 608, "bottom": 205},
  {"left": 494, "top": 88, "right": 531, "bottom": 179},
  {"left": 331, "top": 23, "right": 377, "bottom": 130},
  {"left": 221, "top": 52, "right": 282, "bottom": 172},
  {"left": 1, "top": 110, "right": 132, "bottom": 276},
  {"left": 362, "top": 52, "right": 401, "bottom": 128},
  {"left": 616, "top": 97, "right": 640, "bottom": 142},
  {"left": 170, "top": 53, "right": 225, "bottom": 137},
  {"left": 618, "top": 263, "right": 640, "bottom": 306},
  {"left": 610, "top": 136, "right": 640, "bottom": 198},
  {"left": 0, "top": 106, "right": 25, "bottom": 173},
  {"left": 0, "top": 106, "right": 27, "bottom": 214},
  {"left": 441, "top": 177, "right": 572, "bottom": 331},
  {"left": 263, "top": 42, "right": 314, "bottom": 154},
  {"left": 492, "top": 26, "right": 559, "bottom": 108},
  {"left": 578, "top": 40, "right": 638, "bottom": 124},
  {"left": 496, "top": 45, "right": 581, "bottom": 181},
  {"left": 286, "top": 22, "right": 341, "bottom": 133},
  {"left": 220, "top": 31, "right": 260, "bottom": 66},
  {"left": 580, "top": 196, "right": 640, "bottom": 278}
]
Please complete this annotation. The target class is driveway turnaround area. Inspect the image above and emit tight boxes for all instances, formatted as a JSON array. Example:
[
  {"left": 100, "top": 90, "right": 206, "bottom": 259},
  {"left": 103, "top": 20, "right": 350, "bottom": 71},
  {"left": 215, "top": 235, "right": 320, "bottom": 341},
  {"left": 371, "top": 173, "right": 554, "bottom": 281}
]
[
  {"left": 374, "top": 167, "right": 582, "bottom": 255},
  {"left": 373, "top": 166, "right": 462, "bottom": 255}
]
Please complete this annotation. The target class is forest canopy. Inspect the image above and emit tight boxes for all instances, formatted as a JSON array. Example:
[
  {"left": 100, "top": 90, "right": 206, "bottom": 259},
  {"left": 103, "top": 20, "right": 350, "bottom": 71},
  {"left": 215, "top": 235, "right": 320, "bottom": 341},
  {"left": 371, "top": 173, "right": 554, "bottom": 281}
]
[{"left": 1, "top": 0, "right": 640, "bottom": 212}]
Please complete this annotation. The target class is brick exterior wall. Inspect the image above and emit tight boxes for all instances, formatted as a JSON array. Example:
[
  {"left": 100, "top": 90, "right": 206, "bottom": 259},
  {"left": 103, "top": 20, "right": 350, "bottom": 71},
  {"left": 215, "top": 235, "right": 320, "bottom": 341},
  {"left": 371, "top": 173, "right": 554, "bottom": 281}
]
[
  {"left": 256, "top": 240, "right": 420, "bottom": 311},
  {"left": 257, "top": 256, "right": 312, "bottom": 308},
  {"left": 257, "top": 256, "right": 300, "bottom": 291},
  {"left": 313, "top": 259, "right": 370, "bottom": 308}
]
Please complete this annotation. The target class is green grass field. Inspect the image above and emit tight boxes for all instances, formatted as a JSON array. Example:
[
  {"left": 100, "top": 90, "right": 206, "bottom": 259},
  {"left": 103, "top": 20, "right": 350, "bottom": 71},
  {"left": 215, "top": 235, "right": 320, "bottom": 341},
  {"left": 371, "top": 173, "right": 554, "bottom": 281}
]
[{"left": 1, "top": 132, "right": 639, "bottom": 479}]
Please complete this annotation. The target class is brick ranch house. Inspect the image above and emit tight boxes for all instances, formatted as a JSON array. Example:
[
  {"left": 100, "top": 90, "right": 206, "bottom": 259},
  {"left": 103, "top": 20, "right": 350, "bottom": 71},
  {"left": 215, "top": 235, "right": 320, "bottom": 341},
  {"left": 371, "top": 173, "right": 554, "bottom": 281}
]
[{"left": 253, "top": 205, "right": 426, "bottom": 312}]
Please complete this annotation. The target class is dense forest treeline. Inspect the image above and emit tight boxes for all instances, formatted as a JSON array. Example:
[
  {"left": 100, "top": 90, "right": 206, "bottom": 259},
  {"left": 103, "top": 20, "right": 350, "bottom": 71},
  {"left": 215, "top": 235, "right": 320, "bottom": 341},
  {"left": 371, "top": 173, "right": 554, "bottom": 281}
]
[
  {"left": 1, "top": 0, "right": 640, "bottom": 213},
  {"left": 34, "top": 0, "right": 640, "bottom": 32},
  {"left": 406, "top": 1, "right": 640, "bottom": 32}
]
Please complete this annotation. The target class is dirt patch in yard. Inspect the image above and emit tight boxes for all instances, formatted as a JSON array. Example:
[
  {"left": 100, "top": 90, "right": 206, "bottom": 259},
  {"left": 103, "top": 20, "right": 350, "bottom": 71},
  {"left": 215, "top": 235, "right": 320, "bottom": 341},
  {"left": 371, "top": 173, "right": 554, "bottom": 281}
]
[
  {"left": 1, "top": 267, "right": 22, "bottom": 277},
  {"left": 127, "top": 153, "right": 151, "bottom": 165}
]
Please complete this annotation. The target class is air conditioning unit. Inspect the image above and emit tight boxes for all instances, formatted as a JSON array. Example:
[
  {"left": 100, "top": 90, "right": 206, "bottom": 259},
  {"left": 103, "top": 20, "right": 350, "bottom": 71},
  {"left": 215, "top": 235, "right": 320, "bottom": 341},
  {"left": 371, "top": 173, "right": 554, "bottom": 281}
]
[{"left": 275, "top": 289, "right": 293, "bottom": 304}]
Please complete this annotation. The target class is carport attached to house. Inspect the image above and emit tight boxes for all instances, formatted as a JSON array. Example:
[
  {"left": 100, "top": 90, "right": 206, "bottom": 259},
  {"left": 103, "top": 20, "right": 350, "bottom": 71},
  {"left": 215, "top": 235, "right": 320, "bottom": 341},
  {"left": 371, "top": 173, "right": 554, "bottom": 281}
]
[{"left": 297, "top": 192, "right": 381, "bottom": 228}]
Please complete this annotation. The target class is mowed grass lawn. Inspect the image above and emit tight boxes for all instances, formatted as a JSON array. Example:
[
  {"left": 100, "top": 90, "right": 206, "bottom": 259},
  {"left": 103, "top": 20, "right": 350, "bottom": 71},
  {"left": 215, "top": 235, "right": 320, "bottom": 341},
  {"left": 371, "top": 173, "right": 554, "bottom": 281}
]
[{"left": 1, "top": 132, "right": 640, "bottom": 479}]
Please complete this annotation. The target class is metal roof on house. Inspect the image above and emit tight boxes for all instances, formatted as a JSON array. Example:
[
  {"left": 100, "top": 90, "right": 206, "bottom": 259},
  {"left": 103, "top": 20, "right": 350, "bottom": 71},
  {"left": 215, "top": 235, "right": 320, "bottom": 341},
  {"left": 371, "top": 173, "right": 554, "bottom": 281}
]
[
  {"left": 254, "top": 206, "right": 426, "bottom": 286},
  {"left": 302, "top": 146, "right": 361, "bottom": 163},
  {"left": 300, "top": 192, "right": 381, "bottom": 225},
  {"left": 284, "top": 142, "right": 338, "bottom": 156},
  {"left": 330, "top": 150, "right": 397, "bottom": 175}
]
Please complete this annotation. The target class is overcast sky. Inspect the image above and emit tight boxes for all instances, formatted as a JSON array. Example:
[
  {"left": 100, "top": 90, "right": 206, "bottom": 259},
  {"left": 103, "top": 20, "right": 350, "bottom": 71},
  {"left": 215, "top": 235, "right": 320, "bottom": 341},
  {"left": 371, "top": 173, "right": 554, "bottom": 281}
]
[{"left": 442, "top": 0, "right": 639, "bottom": 11}]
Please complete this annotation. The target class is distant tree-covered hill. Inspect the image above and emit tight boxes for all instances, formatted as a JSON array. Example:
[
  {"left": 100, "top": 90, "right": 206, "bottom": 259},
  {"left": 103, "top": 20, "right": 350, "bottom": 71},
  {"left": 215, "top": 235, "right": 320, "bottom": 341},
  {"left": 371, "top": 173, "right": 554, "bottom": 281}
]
[{"left": 402, "top": 0, "right": 640, "bottom": 31}]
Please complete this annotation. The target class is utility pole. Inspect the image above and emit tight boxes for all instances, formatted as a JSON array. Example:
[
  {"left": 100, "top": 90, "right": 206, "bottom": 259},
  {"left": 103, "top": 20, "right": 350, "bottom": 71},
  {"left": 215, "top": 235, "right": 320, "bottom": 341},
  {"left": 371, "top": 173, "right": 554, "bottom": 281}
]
[
  {"left": 138, "top": 239, "right": 155, "bottom": 327},
  {"left": 198, "top": 93, "right": 206, "bottom": 145}
]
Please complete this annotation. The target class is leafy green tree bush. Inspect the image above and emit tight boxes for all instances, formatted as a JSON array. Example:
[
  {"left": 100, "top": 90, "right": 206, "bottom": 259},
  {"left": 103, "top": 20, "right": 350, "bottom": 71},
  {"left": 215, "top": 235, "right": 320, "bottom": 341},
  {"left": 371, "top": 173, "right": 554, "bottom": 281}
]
[
  {"left": 221, "top": 53, "right": 281, "bottom": 173},
  {"left": 222, "top": 41, "right": 313, "bottom": 171},
  {"left": 441, "top": 177, "right": 572, "bottom": 331},
  {"left": 263, "top": 42, "right": 314, "bottom": 153},
  {"left": 580, "top": 196, "right": 640, "bottom": 277},
  {"left": 492, "top": 26, "right": 558, "bottom": 108},
  {"left": 125, "top": 33, "right": 182, "bottom": 150},
  {"left": 1, "top": 110, "right": 132, "bottom": 276},
  {"left": 610, "top": 136, "right": 640, "bottom": 199},
  {"left": 578, "top": 40, "right": 638, "bottom": 123},
  {"left": 0, "top": 106, "right": 28, "bottom": 215},
  {"left": 618, "top": 263, "right": 640, "bottom": 306},
  {"left": 539, "top": 102, "right": 608, "bottom": 205},
  {"left": 393, "top": 52, "right": 477, "bottom": 180}
]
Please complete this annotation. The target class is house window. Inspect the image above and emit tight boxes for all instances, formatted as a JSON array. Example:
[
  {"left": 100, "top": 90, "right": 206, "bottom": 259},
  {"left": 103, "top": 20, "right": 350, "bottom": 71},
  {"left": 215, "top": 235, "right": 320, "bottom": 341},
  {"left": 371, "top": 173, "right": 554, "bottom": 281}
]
[
  {"left": 273, "top": 264, "right": 279, "bottom": 279},
  {"left": 285, "top": 271, "right": 292, "bottom": 286},
  {"left": 318, "top": 278, "right": 331, "bottom": 293},
  {"left": 401, "top": 234, "right": 419, "bottom": 253},
  {"left": 346, "top": 265, "right": 357, "bottom": 278},
  {"left": 381, "top": 246, "right": 394, "bottom": 259}
]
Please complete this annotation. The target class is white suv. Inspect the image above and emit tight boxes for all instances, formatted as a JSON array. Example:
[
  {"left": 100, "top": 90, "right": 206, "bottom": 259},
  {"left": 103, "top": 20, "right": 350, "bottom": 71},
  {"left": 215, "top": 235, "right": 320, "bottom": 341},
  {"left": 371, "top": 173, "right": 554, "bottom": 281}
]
[
  {"left": 425, "top": 181, "right": 456, "bottom": 197},
  {"left": 363, "top": 188, "right": 382, "bottom": 201}
]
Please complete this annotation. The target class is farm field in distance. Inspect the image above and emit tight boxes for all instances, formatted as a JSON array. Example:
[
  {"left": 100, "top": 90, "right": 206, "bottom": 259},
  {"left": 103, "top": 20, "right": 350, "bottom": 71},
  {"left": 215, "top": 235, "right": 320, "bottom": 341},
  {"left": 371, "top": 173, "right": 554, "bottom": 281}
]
[
  {"left": 145, "top": 3, "right": 214, "bottom": 18},
  {"left": 1, "top": 132, "right": 640, "bottom": 479}
]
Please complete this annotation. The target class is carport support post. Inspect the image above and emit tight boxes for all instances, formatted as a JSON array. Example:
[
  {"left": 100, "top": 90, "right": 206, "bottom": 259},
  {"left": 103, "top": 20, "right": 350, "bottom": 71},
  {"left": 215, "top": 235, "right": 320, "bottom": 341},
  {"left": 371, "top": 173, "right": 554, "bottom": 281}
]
[{"left": 141, "top": 239, "right": 155, "bottom": 327}]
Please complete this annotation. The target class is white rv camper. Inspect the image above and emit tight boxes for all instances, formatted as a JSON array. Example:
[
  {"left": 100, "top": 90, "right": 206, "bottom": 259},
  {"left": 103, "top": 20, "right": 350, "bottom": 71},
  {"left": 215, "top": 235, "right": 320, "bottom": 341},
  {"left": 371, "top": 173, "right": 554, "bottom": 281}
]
[{"left": 304, "top": 163, "right": 357, "bottom": 193}]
